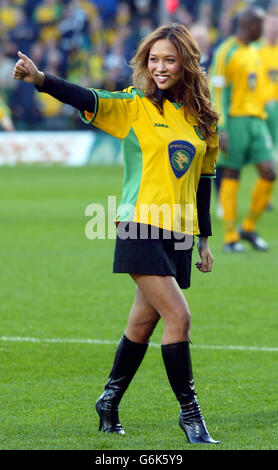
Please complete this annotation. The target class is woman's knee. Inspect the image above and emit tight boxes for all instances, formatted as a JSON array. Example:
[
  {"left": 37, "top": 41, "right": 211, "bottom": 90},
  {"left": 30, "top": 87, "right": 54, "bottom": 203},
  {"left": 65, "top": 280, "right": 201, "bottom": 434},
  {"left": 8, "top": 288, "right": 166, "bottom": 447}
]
[
  {"left": 137, "top": 318, "right": 159, "bottom": 338},
  {"left": 178, "top": 309, "right": 191, "bottom": 331},
  {"left": 126, "top": 294, "right": 160, "bottom": 342},
  {"left": 165, "top": 307, "right": 191, "bottom": 333},
  {"left": 126, "top": 317, "right": 159, "bottom": 343}
]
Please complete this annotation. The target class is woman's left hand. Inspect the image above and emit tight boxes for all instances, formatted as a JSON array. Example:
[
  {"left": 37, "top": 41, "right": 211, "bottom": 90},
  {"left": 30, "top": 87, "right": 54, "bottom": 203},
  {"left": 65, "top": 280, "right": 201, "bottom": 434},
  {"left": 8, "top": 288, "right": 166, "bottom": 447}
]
[{"left": 195, "top": 237, "right": 213, "bottom": 273}]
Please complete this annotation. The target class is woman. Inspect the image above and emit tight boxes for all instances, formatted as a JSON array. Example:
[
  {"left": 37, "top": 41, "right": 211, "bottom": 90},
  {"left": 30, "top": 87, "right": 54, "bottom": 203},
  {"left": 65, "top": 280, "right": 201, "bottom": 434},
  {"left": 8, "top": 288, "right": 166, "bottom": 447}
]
[{"left": 13, "top": 23, "right": 220, "bottom": 445}]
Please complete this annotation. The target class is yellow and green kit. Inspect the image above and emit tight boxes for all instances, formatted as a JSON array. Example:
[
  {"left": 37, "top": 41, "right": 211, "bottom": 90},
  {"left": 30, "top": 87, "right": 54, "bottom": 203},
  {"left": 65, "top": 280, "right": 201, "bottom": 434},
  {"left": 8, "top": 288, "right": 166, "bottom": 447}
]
[
  {"left": 256, "top": 40, "right": 278, "bottom": 149},
  {"left": 80, "top": 86, "right": 218, "bottom": 235},
  {"left": 210, "top": 36, "right": 274, "bottom": 168}
]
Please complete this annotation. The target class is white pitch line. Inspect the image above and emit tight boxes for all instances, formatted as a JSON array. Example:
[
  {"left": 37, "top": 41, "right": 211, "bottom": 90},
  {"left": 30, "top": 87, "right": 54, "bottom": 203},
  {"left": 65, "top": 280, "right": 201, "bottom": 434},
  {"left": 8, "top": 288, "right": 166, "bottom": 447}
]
[{"left": 0, "top": 336, "right": 278, "bottom": 352}]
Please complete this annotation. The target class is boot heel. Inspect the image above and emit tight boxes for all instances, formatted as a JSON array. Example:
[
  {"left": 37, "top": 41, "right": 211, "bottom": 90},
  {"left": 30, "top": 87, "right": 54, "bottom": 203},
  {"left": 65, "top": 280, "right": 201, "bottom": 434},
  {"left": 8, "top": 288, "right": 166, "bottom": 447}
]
[
  {"left": 95, "top": 393, "right": 125, "bottom": 435},
  {"left": 179, "top": 400, "right": 220, "bottom": 444}
]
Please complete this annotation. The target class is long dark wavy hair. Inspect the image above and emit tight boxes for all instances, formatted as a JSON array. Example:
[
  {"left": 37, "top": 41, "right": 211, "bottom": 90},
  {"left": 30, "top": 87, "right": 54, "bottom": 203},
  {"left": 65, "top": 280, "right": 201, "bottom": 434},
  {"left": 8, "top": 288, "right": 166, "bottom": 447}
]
[{"left": 130, "top": 23, "right": 218, "bottom": 142}]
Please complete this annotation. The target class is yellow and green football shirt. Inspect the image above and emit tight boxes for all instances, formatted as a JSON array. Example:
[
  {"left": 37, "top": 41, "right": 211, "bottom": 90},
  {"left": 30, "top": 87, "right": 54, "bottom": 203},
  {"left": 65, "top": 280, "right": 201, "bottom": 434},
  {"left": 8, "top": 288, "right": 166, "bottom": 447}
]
[
  {"left": 210, "top": 36, "right": 266, "bottom": 128},
  {"left": 80, "top": 87, "right": 218, "bottom": 235},
  {"left": 256, "top": 41, "right": 278, "bottom": 104}
]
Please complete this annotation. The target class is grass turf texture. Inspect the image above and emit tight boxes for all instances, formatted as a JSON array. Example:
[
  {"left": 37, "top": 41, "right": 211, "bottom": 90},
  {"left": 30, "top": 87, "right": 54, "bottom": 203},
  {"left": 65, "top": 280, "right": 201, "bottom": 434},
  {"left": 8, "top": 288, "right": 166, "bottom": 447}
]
[{"left": 0, "top": 165, "right": 277, "bottom": 450}]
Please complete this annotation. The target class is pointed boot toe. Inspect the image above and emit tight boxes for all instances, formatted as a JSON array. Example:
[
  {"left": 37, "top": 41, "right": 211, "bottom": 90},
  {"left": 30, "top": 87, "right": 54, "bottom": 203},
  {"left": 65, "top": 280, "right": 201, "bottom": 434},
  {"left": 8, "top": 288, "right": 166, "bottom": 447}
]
[{"left": 179, "top": 400, "right": 220, "bottom": 444}]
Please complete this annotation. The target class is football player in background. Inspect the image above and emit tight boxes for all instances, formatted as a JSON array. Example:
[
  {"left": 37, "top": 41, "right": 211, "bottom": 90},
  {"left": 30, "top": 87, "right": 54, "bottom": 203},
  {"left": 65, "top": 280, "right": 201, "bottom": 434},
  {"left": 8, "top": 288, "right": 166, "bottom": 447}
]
[{"left": 210, "top": 7, "right": 276, "bottom": 252}]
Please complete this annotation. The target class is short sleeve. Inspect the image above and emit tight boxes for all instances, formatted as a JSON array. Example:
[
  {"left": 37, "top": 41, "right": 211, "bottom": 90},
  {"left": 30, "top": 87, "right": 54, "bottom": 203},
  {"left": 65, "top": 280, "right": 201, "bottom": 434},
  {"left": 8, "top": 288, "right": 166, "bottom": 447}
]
[
  {"left": 200, "top": 126, "right": 219, "bottom": 178},
  {"left": 80, "top": 87, "right": 139, "bottom": 139}
]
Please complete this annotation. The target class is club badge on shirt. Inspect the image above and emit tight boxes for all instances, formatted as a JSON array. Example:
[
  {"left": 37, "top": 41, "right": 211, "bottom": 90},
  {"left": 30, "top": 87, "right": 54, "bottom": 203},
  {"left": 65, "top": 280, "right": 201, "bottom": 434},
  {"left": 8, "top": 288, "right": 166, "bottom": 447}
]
[{"left": 168, "top": 140, "right": 196, "bottom": 178}]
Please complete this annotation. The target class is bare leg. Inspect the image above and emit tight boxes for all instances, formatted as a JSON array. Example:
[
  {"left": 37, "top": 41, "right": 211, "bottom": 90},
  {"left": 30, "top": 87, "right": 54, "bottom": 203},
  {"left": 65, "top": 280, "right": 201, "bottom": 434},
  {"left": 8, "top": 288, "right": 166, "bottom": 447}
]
[
  {"left": 130, "top": 274, "right": 191, "bottom": 344},
  {"left": 125, "top": 285, "right": 160, "bottom": 343},
  {"left": 130, "top": 274, "right": 219, "bottom": 444},
  {"left": 96, "top": 281, "right": 161, "bottom": 434}
]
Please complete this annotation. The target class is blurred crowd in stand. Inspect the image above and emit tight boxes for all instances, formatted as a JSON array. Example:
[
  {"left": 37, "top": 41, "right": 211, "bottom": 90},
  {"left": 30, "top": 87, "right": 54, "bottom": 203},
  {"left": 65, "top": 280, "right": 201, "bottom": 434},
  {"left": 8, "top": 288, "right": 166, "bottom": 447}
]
[{"left": 0, "top": 0, "right": 276, "bottom": 130}]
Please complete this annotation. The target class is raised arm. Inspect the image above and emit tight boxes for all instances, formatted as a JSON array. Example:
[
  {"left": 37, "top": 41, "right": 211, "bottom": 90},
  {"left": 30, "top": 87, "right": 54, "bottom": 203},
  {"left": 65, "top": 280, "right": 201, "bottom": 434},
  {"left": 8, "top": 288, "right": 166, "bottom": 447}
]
[{"left": 13, "top": 51, "right": 95, "bottom": 112}]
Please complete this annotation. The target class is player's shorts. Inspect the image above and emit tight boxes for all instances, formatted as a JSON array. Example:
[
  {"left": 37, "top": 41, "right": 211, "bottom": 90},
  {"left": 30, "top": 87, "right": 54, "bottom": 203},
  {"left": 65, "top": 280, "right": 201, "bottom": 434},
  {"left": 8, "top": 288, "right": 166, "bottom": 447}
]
[
  {"left": 218, "top": 116, "right": 274, "bottom": 169},
  {"left": 265, "top": 101, "right": 278, "bottom": 150},
  {"left": 113, "top": 222, "right": 193, "bottom": 289}
]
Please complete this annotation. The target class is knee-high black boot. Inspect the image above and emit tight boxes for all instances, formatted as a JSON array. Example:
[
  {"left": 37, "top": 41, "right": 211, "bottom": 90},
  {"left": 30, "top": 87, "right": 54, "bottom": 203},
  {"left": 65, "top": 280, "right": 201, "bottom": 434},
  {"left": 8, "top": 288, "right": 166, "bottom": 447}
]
[
  {"left": 96, "top": 334, "right": 148, "bottom": 434},
  {"left": 161, "top": 341, "right": 220, "bottom": 444}
]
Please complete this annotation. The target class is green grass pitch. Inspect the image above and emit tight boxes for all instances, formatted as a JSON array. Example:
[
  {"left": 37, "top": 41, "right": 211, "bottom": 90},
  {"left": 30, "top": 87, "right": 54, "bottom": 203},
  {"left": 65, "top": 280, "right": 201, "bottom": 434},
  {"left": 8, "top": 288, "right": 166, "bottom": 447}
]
[{"left": 0, "top": 165, "right": 277, "bottom": 450}]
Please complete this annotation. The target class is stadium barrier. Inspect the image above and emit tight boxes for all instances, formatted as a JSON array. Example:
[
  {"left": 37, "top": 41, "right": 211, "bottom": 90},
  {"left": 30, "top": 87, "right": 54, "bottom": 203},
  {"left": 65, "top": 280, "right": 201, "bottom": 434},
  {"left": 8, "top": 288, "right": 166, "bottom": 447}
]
[{"left": 0, "top": 130, "right": 123, "bottom": 165}]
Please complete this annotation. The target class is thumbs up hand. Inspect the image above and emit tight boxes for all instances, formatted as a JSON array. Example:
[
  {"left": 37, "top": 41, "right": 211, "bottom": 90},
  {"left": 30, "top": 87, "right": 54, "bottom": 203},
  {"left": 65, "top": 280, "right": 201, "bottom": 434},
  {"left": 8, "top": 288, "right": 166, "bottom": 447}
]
[{"left": 13, "top": 51, "right": 45, "bottom": 86}]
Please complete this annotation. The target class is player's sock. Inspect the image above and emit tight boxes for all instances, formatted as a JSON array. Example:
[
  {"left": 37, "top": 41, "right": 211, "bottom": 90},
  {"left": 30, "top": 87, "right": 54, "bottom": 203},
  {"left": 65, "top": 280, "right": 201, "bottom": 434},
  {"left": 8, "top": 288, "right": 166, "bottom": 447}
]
[
  {"left": 242, "top": 178, "right": 274, "bottom": 232},
  {"left": 219, "top": 177, "right": 240, "bottom": 243}
]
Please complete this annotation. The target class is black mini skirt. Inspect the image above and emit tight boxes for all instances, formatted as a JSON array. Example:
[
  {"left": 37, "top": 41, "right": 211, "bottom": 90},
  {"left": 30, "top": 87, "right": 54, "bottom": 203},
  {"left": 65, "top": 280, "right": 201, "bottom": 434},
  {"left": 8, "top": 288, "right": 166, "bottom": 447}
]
[{"left": 113, "top": 223, "right": 194, "bottom": 289}]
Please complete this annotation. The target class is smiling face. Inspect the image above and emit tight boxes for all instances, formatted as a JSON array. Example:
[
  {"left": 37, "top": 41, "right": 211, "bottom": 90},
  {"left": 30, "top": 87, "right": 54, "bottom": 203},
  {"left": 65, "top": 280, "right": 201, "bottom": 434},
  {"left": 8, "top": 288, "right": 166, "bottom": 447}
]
[{"left": 148, "top": 38, "right": 182, "bottom": 92}]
